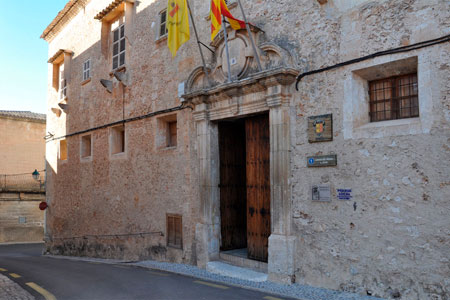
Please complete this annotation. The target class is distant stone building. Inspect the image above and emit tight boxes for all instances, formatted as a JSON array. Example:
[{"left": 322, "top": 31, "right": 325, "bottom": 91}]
[
  {"left": 0, "top": 111, "right": 46, "bottom": 243},
  {"left": 41, "top": 0, "right": 449, "bottom": 299}
]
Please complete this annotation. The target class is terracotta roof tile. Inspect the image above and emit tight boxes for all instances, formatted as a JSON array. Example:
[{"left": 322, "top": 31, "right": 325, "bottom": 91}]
[{"left": 0, "top": 111, "right": 46, "bottom": 122}]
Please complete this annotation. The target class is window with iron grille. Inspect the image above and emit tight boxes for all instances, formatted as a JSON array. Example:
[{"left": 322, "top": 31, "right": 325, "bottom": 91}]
[
  {"left": 167, "top": 214, "right": 182, "bottom": 249},
  {"left": 369, "top": 73, "right": 418, "bottom": 122},
  {"left": 112, "top": 24, "right": 125, "bottom": 70},
  {"left": 159, "top": 10, "right": 168, "bottom": 38},
  {"left": 83, "top": 59, "right": 91, "bottom": 81}
]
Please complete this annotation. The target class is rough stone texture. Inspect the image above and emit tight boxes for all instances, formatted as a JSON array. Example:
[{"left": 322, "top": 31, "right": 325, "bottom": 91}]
[
  {"left": 42, "top": 0, "right": 450, "bottom": 299},
  {"left": 0, "top": 274, "right": 35, "bottom": 300}
]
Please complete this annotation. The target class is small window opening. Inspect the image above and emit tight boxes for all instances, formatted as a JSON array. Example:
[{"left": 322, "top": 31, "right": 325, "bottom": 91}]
[
  {"left": 83, "top": 59, "right": 91, "bottom": 81},
  {"left": 112, "top": 24, "right": 125, "bottom": 70},
  {"left": 60, "top": 140, "right": 67, "bottom": 161},
  {"left": 111, "top": 125, "right": 125, "bottom": 154},
  {"left": 159, "top": 10, "right": 168, "bottom": 38},
  {"left": 168, "top": 121, "right": 177, "bottom": 147},
  {"left": 369, "top": 73, "right": 418, "bottom": 122},
  {"left": 59, "top": 66, "right": 67, "bottom": 100},
  {"left": 167, "top": 214, "right": 182, "bottom": 249},
  {"left": 81, "top": 135, "right": 92, "bottom": 158}
]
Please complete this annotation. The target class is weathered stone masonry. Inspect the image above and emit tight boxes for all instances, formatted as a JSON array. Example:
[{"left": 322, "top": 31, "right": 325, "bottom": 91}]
[{"left": 42, "top": 0, "right": 449, "bottom": 299}]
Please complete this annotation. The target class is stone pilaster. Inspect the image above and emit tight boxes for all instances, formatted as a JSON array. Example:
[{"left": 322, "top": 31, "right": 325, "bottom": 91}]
[
  {"left": 194, "top": 117, "right": 220, "bottom": 268},
  {"left": 267, "top": 83, "right": 296, "bottom": 284}
]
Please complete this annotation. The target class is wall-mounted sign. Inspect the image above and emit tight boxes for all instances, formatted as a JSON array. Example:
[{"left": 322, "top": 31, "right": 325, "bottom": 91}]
[
  {"left": 308, "top": 114, "right": 333, "bottom": 143},
  {"left": 307, "top": 154, "right": 337, "bottom": 167},
  {"left": 337, "top": 189, "right": 352, "bottom": 200},
  {"left": 312, "top": 185, "right": 331, "bottom": 201}
]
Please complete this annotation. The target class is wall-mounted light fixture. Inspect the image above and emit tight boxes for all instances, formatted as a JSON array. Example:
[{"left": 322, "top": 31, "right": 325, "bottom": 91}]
[
  {"left": 100, "top": 79, "right": 113, "bottom": 93},
  {"left": 58, "top": 103, "right": 68, "bottom": 110},
  {"left": 51, "top": 107, "right": 62, "bottom": 117},
  {"left": 113, "top": 70, "right": 128, "bottom": 86}
]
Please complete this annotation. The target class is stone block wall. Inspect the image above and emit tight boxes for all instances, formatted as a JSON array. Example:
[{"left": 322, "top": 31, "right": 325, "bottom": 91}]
[{"left": 0, "top": 193, "right": 45, "bottom": 243}]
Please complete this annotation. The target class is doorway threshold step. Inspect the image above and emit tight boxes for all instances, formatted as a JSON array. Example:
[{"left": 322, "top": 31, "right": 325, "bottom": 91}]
[
  {"left": 206, "top": 261, "right": 268, "bottom": 282},
  {"left": 219, "top": 250, "right": 268, "bottom": 272}
]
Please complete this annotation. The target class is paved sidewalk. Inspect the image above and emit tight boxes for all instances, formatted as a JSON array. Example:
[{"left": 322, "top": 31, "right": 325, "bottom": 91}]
[{"left": 0, "top": 273, "right": 34, "bottom": 300}]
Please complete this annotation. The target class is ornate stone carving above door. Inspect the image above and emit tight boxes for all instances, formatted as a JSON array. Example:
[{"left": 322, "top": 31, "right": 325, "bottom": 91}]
[{"left": 184, "top": 26, "right": 297, "bottom": 95}]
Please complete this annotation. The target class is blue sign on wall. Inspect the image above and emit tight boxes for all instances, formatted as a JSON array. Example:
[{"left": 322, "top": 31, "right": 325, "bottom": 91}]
[{"left": 337, "top": 189, "right": 352, "bottom": 200}]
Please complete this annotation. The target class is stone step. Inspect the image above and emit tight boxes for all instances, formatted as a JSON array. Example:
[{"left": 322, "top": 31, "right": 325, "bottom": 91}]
[
  {"left": 206, "top": 261, "right": 268, "bottom": 282},
  {"left": 219, "top": 250, "right": 268, "bottom": 273}
]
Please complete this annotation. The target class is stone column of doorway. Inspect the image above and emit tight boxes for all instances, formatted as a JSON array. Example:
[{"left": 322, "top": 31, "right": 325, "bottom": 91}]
[
  {"left": 266, "top": 82, "right": 296, "bottom": 284},
  {"left": 193, "top": 104, "right": 221, "bottom": 268}
]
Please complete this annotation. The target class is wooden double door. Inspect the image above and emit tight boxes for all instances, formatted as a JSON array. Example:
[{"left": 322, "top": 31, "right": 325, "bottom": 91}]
[{"left": 218, "top": 114, "right": 270, "bottom": 262}]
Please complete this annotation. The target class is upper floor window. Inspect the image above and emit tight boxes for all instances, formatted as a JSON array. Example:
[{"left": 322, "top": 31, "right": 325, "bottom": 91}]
[
  {"left": 112, "top": 24, "right": 125, "bottom": 70},
  {"left": 158, "top": 10, "right": 168, "bottom": 38},
  {"left": 59, "top": 64, "right": 67, "bottom": 101},
  {"left": 369, "top": 73, "right": 418, "bottom": 122},
  {"left": 83, "top": 59, "right": 91, "bottom": 81}
]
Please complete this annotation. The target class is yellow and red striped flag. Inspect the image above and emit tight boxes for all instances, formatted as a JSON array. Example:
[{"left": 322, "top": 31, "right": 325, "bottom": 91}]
[
  {"left": 210, "top": 0, "right": 246, "bottom": 41},
  {"left": 167, "top": 0, "right": 190, "bottom": 57}
]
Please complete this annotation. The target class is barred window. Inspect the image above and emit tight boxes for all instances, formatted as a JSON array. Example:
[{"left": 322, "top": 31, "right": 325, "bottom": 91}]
[
  {"left": 369, "top": 73, "right": 418, "bottom": 122},
  {"left": 112, "top": 24, "right": 125, "bottom": 70}
]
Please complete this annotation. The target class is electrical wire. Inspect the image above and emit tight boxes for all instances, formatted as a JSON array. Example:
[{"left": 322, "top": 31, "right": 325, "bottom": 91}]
[
  {"left": 295, "top": 34, "right": 450, "bottom": 90},
  {"left": 46, "top": 103, "right": 192, "bottom": 143}
]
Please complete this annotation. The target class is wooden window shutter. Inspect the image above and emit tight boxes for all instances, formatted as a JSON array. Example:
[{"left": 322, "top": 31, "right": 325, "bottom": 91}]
[{"left": 167, "top": 214, "right": 182, "bottom": 249}]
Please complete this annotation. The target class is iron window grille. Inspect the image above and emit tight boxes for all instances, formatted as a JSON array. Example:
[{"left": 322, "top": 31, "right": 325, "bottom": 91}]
[
  {"left": 112, "top": 24, "right": 125, "bottom": 70},
  {"left": 83, "top": 59, "right": 91, "bottom": 81},
  {"left": 369, "top": 73, "right": 419, "bottom": 122}
]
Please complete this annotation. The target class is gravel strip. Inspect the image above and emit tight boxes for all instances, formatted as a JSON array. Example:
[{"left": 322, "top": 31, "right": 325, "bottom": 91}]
[{"left": 131, "top": 260, "right": 385, "bottom": 300}]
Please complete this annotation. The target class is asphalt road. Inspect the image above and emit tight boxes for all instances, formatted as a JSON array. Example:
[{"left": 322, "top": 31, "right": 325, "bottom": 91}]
[{"left": 0, "top": 243, "right": 287, "bottom": 300}]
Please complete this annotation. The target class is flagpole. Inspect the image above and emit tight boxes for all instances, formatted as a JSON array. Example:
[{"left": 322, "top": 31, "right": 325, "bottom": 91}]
[
  {"left": 236, "top": 0, "right": 262, "bottom": 72},
  {"left": 186, "top": 0, "right": 212, "bottom": 85},
  {"left": 221, "top": 15, "right": 232, "bottom": 82}
]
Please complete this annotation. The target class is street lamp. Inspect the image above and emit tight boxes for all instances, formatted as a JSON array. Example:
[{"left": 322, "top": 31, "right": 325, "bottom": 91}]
[
  {"left": 32, "top": 169, "right": 40, "bottom": 181},
  {"left": 32, "top": 169, "right": 47, "bottom": 210}
]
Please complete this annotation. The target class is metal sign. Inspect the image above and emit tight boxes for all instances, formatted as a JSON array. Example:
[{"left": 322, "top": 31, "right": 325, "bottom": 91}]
[
  {"left": 308, "top": 114, "right": 333, "bottom": 143},
  {"left": 312, "top": 185, "right": 331, "bottom": 202},
  {"left": 307, "top": 154, "right": 337, "bottom": 167}
]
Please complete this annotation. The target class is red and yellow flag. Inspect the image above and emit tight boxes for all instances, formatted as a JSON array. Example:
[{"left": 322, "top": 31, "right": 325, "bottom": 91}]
[
  {"left": 210, "top": 0, "right": 246, "bottom": 41},
  {"left": 167, "top": 0, "right": 190, "bottom": 57}
]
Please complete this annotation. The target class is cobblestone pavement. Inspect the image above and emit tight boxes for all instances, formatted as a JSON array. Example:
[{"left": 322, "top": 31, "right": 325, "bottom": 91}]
[{"left": 0, "top": 273, "right": 34, "bottom": 300}]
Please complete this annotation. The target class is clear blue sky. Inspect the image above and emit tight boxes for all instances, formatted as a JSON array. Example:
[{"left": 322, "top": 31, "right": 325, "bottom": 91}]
[{"left": 0, "top": 1, "right": 69, "bottom": 114}]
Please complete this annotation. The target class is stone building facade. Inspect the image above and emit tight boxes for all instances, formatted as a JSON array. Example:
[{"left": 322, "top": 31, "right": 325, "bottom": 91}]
[
  {"left": 42, "top": 0, "right": 449, "bottom": 299},
  {"left": 0, "top": 111, "right": 46, "bottom": 243}
]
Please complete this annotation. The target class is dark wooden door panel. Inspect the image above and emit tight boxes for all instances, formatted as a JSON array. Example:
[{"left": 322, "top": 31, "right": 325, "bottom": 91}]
[
  {"left": 219, "top": 121, "right": 247, "bottom": 251},
  {"left": 245, "top": 114, "right": 270, "bottom": 262}
]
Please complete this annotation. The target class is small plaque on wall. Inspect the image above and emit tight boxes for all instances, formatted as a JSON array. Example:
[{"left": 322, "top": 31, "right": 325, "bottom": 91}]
[
  {"left": 308, "top": 114, "right": 333, "bottom": 143},
  {"left": 312, "top": 185, "right": 331, "bottom": 202}
]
